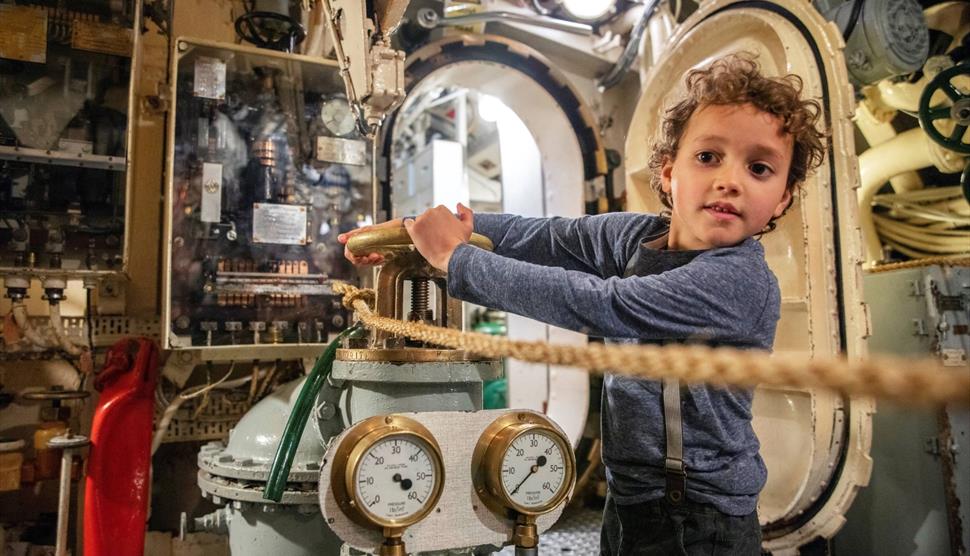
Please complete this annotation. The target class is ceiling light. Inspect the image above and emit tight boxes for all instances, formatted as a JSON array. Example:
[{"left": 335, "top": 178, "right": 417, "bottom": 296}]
[{"left": 560, "top": 0, "right": 617, "bottom": 22}]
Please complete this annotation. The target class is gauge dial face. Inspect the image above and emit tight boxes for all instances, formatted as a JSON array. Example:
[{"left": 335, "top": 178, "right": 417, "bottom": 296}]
[
  {"left": 320, "top": 97, "right": 356, "bottom": 137},
  {"left": 353, "top": 434, "right": 440, "bottom": 523},
  {"left": 499, "top": 430, "right": 569, "bottom": 510}
]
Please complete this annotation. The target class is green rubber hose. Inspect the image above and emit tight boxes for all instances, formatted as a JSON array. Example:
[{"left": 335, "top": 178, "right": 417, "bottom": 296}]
[{"left": 263, "top": 322, "right": 364, "bottom": 502}]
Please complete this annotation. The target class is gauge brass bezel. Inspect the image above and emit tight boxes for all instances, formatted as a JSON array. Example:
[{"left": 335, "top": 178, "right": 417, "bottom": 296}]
[
  {"left": 331, "top": 414, "right": 445, "bottom": 530},
  {"left": 471, "top": 412, "right": 576, "bottom": 517}
]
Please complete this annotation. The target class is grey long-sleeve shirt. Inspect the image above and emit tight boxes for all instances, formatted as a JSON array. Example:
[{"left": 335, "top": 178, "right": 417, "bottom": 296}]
[{"left": 447, "top": 212, "right": 778, "bottom": 516}]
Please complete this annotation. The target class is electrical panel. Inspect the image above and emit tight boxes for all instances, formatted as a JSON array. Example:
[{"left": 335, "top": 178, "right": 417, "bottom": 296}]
[
  {"left": 163, "top": 40, "right": 372, "bottom": 349},
  {"left": 0, "top": 1, "right": 135, "bottom": 279}
]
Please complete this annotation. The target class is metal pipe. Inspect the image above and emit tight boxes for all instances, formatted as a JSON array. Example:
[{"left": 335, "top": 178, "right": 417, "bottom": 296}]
[
  {"left": 49, "top": 433, "right": 89, "bottom": 556},
  {"left": 319, "top": 0, "right": 369, "bottom": 135},
  {"left": 434, "top": 11, "right": 593, "bottom": 36},
  {"left": 372, "top": 122, "right": 383, "bottom": 225},
  {"left": 599, "top": 0, "right": 661, "bottom": 89},
  {"left": 55, "top": 448, "right": 72, "bottom": 555},
  {"left": 857, "top": 127, "right": 963, "bottom": 263},
  {"left": 456, "top": 90, "right": 467, "bottom": 147}
]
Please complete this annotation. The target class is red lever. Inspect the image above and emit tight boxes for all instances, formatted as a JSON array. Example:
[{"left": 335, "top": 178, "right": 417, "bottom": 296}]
[{"left": 84, "top": 338, "right": 159, "bottom": 556}]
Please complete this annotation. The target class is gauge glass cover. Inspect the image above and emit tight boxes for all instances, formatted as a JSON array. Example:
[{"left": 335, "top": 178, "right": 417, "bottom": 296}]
[
  {"left": 500, "top": 429, "right": 569, "bottom": 510},
  {"left": 354, "top": 434, "right": 440, "bottom": 522},
  {"left": 321, "top": 97, "right": 356, "bottom": 136}
]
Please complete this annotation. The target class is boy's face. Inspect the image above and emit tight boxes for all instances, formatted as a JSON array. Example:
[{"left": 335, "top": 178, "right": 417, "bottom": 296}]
[{"left": 660, "top": 103, "right": 793, "bottom": 250}]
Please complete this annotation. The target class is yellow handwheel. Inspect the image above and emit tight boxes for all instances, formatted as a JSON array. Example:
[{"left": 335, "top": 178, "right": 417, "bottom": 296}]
[{"left": 346, "top": 227, "right": 494, "bottom": 257}]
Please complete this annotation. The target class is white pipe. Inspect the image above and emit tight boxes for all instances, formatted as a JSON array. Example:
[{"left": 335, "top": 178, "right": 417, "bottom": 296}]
[
  {"left": 879, "top": 185, "right": 967, "bottom": 202},
  {"left": 11, "top": 301, "right": 50, "bottom": 349},
  {"left": 876, "top": 77, "right": 926, "bottom": 114},
  {"left": 647, "top": 3, "right": 674, "bottom": 66},
  {"left": 882, "top": 238, "right": 936, "bottom": 259},
  {"left": 884, "top": 205, "right": 970, "bottom": 225},
  {"left": 874, "top": 197, "right": 970, "bottom": 224},
  {"left": 858, "top": 128, "right": 934, "bottom": 263},
  {"left": 873, "top": 215, "right": 970, "bottom": 252},
  {"left": 48, "top": 303, "right": 84, "bottom": 357},
  {"left": 437, "top": 12, "right": 593, "bottom": 35},
  {"left": 853, "top": 99, "right": 923, "bottom": 192},
  {"left": 856, "top": 128, "right": 966, "bottom": 264},
  {"left": 302, "top": 1, "right": 328, "bottom": 57},
  {"left": 877, "top": 228, "right": 968, "bottom": 252}
]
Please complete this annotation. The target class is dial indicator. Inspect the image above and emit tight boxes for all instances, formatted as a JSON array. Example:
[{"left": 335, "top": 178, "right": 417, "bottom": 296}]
[
  {"left": 500, "top": 431, "right": 568, "bottom": 509},
  {"left": 473, "top": 412, "right": 576, "bottom": 516},
  {"left": 320, "top": 96, "right": 356, "bottom": 137},
  {"left": 331, "top": 415, "right": 445, "bottom": 530},
  {"left": 354, "top": 435, "right": 438, "bottom": 521}
]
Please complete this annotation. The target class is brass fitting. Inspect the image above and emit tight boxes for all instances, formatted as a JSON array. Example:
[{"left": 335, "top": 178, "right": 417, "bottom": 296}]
[
  {"left": 512, "top": 514, "right": 539, "bottom": 549},
  {"left": 380, "top": 530, "right": 407, "bottom": 556}
]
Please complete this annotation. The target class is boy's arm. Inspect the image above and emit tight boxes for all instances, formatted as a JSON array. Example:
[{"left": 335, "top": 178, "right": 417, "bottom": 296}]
[
  {"left": 448, "top": 243, "right": 775, "bottom": 344},
  {"left": 473, "top": 213, "right": 665, "bottom": 277}
]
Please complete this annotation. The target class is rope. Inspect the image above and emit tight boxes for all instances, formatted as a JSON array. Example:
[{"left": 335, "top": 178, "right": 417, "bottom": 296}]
[
  {"left": 869, "top": 256, "right": 970, "bottom": 273},
  {"left": 332, "top": 282, "right": 970, "bottom": 408}
]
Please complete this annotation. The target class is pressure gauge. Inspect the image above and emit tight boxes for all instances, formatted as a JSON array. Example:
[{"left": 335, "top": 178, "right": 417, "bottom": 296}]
[
  {"left": 331, "top": 415, "right": 445, "bottom": 530},
  {"left": 472, "top": 412, "right": 575, "bottom": 516},
  {"left": 320, "top": 96, "right": 356, "bottom": 137}
]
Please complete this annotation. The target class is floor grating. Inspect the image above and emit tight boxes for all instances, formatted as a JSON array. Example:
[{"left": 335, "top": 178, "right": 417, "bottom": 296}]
[{"left": 495, "top": 506, "right": 602, "bottom": 555}]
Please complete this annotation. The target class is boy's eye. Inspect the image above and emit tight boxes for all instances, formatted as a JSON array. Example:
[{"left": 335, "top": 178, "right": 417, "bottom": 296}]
[
  {"left": 750, "top": 163, "right": 773, "bottom": 176},
  {"left": 696, "top": 152, "right": 717, "bottom": 164}
]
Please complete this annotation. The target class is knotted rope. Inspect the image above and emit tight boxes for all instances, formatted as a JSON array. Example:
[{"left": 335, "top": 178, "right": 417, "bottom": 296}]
[{"left": 332, "top": 282, "right": 970, "bottom": 407}]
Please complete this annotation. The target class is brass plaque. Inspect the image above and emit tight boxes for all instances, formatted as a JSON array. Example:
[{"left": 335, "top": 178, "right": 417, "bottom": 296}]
[
  {"left": 0, "top": 6, "right": 47, "bottom": 63},
  {"left": 71, "top": 20, "right": 132, "bottom": 57},
  {"left": 315, "top": 136, "right": 368, "bottom": 165},
  {"left": 252, "top": 203, "right": 308, "bottom": 245},
  {"left": 193, "top": 56, "right": 227, "bottom": 100}
]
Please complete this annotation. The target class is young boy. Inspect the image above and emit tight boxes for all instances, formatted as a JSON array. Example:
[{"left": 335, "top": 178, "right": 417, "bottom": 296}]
[{"left": 339, "top": 54, "right": 825, "bottom": 555}]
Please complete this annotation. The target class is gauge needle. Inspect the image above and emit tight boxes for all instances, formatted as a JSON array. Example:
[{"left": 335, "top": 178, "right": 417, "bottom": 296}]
[{"left": 510, "top": 456, "right": 547, "bottom": 495}]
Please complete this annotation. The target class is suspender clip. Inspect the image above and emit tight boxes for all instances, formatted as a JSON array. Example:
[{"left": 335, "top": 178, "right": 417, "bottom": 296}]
[{"left": 664, "top": 458, "right": 686, "bottom": 505}]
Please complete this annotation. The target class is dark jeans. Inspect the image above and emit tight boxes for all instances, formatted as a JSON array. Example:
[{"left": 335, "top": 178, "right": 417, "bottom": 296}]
[{"left": 600, "top": 493, "right": 762, "bottom": 555}]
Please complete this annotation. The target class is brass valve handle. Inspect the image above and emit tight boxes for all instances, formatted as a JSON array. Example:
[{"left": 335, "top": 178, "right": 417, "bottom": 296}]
[{"left": 346, "top": 227, "right": 494, "bottom": 257}]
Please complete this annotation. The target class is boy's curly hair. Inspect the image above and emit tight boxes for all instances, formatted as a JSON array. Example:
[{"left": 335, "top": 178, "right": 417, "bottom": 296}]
[{"left": 647, "top": 53, "right": 826, "bottom": 230}]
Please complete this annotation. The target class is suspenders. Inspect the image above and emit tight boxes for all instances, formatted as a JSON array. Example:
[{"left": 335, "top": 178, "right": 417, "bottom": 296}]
[
  {"left": 662, "top": 377, "right": 686, "bottom": 504},
  {"left": 622, "top": 246, "right": 688, "bottom": 505}
]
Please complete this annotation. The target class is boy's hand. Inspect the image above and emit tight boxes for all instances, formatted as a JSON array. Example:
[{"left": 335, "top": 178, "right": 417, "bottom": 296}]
[
  {"left": 404, "top": 203, "right": 474, "bottom": 272},
  {"left": 337, "top": 218, "right": 403, "bottom": 266}
]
